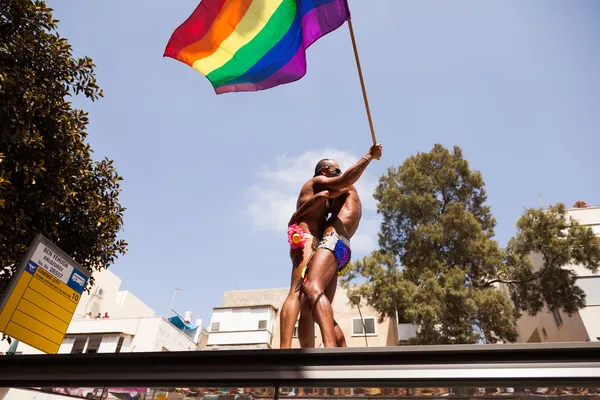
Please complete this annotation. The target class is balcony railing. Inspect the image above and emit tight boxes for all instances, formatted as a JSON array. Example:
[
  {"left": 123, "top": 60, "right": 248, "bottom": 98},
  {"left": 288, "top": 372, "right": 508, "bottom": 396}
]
[{"left": 207, "top": 329, "right": 273, "bottom": 348}]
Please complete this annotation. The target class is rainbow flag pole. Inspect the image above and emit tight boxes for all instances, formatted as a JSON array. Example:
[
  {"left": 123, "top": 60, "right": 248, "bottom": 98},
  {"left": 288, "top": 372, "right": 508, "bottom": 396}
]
[
  {"left": 347, "top": 18, "right": 377, "bottom": 145},
  {"left": 164, "top": 0, "right": 377, "bottom": 143}
]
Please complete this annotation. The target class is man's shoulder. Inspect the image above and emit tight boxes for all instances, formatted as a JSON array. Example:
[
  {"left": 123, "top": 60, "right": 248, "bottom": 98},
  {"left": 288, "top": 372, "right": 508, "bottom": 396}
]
[
  {"left": 310, "top": 175, "right": 329, "bottom": 188},
  {"left": 301, "top": 177, "right": 321, "bottom": 191}
]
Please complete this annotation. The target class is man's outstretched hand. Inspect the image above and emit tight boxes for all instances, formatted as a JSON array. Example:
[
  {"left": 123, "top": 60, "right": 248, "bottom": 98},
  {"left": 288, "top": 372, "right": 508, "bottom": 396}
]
[{"left": 368, "top": 143, "right": 383, "bottom": 160}]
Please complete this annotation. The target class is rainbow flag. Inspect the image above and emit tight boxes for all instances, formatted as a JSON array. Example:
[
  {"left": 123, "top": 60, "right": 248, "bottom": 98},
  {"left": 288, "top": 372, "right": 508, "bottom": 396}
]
[{"left": 164, "top": 0, "right": 350, "bottom": 94}]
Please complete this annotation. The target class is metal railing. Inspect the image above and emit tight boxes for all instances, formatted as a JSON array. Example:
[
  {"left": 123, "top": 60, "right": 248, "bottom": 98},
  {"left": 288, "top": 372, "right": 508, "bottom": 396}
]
[{"left": 0, "top": 342, "right": 599, "bottom": 389}]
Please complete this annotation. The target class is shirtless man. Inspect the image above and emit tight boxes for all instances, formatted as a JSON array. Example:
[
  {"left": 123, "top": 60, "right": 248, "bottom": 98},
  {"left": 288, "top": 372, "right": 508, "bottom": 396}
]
[
  {"left": 279, "top": 143, "right": 382, "bottom": 349},
  {"left": 299, "top": 183, "right": 362, "bottom": 348}
]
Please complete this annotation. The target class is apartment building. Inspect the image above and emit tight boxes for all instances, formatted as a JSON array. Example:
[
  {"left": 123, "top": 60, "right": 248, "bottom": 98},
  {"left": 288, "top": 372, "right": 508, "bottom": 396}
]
[
  {"left": 205, "top": 286, "right": 400, "bottom": 349},
  {"left": 0, "top": 268, "right": 208, "bottom": 356},
  {"left": 514, "top": 206, "right": 600, "bottom": 343}
]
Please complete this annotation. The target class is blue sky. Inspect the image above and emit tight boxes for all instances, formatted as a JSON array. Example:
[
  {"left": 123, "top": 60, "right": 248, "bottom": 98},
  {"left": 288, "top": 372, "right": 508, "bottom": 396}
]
[{"left": 48, "top": 0, "right": 600, "bottom": 324}]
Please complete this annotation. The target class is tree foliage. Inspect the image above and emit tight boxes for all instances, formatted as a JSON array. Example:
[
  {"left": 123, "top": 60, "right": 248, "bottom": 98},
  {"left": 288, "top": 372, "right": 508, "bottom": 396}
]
[
  {"left": 0, "top": 0, "right": 127, "bottom": 300},
  {"left": 342, "top": 144, "right": 600, "bottom": 345}
]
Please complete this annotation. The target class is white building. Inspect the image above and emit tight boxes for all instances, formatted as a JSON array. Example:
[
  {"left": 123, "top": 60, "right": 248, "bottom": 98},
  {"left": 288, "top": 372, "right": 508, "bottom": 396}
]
[
  {"left": 206, "top": 287, "right": 400, "bottom": 350},
  {"left": 515, "top": 206, "right": 600, "bottom": 343},
  {"left": 1, "top": 269, "right": 208, "bottom": 400},
  {"left": 0, "top": 268, "right": 208, "bottom": 355}
]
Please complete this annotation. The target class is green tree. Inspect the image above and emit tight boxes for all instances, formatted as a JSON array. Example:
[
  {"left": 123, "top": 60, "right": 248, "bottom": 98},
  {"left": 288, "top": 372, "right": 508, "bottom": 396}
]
[
  {"left": 342, "top": 144, "right": 600, "bottom": 344},
  {"left": 0, "top": 1, "right": 127, "bottom": 307}
]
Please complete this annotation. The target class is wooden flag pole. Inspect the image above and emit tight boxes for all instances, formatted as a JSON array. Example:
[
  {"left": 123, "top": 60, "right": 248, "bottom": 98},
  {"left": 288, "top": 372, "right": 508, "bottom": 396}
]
[{"left": 347, "top": 18, "right": 377, "bottom": 145}]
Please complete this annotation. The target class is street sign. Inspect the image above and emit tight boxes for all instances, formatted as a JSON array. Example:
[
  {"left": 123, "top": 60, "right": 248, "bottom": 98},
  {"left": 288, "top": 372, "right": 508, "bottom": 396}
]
[{"left": 0, "top": 234, "right": 89, "bottom": 354}]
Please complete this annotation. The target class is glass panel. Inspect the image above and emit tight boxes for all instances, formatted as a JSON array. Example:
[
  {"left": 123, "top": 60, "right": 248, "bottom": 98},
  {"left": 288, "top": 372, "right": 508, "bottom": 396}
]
[
  {"left": 577, "top": 277, "right": 600, "bottom": 305},
  {"left": 364, "top": 318, "right": 376, "bottom": 334},
  {"left": 551, "top": 309, "right": 563, "bottom": 327},
  {"left": 352, "top": 319, "right": 363, "bottom": 334}
]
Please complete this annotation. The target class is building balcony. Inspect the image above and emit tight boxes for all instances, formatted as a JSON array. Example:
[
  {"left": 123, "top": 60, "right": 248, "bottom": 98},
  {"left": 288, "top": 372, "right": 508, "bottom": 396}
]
[
  {"left": 206, "top": 329, "right": 273, "bottom": 349},
  {"left": 64, "top": 317, "right": 200, "bottom": 353},
  {"left": 67, "top": 317, "right": 142, "bottom": 335}
]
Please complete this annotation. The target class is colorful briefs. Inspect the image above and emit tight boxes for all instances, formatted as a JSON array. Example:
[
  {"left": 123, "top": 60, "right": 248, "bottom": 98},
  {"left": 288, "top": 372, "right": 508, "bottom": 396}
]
[{"left": 319, "top": 231, "right": 351, "bottom": 276}]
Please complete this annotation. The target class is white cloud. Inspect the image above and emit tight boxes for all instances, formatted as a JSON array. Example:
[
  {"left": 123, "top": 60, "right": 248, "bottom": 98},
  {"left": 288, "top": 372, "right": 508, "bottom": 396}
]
[{"left": 245, "top": 149, "right": 379, "bottom": 256}]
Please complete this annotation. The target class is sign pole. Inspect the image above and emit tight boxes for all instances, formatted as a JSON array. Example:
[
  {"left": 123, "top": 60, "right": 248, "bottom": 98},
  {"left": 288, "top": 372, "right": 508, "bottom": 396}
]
[{"left": 347, "top": 18, "right": 377, "bottom": 145}]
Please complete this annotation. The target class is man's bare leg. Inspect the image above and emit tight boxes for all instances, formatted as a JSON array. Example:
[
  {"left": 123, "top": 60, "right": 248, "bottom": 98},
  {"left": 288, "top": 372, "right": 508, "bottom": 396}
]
[
  {"left": 325, "top": 275, "right": 347, "bottom": 347},
  {"left": 280, "top": 239, "right": 314, "bottom": 349},
  {"left": 299, "top": 271, "right": 347, "bottom": 348},
  {"left": 298, "top": 297, "right": 315, "bottom": 348},
  {"left": 302, "top": 248, "right": 338, "bottom": 347},
  {"left": 299, "top": 275, "right": 346, "bottom": 347}
]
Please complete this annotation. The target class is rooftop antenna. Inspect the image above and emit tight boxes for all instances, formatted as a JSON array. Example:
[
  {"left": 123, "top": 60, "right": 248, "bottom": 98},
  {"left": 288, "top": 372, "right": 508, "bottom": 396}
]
[{"left": 168, "top": 288, "right": 186, "bottom": 318}]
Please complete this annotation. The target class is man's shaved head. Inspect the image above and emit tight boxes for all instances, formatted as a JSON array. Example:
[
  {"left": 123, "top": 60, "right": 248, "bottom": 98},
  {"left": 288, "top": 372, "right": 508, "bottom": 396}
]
[
  {"left": 314, "top": 159, "right": 334, "bottom": 177},
  {"left": 314, "top": 159, "right": 341, "bottom": 177}
]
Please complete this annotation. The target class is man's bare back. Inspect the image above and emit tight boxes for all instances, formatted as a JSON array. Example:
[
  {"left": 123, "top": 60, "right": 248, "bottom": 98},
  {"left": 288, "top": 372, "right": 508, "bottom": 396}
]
[{"left": 294, "top": 181, "right": 329, "bottom": 239}]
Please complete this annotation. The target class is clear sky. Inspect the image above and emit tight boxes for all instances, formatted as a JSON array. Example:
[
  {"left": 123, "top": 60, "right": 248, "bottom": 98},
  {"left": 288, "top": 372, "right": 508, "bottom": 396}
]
[{"left": 47, "top": 0, "right": 600, "bottom": 324}]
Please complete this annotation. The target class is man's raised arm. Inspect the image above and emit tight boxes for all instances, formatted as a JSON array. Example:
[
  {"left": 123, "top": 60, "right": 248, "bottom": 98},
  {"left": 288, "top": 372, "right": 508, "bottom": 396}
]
[{"left": 314, "top": 143, "right": 382, "bottom": 191}]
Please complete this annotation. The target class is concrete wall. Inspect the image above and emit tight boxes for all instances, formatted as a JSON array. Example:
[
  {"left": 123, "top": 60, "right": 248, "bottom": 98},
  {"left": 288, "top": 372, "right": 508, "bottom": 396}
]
[
  {"left": 515, "top": 306, "right": 589, "bottom": 343},
  {"left": 197, "top": 329, "right": 209, "bottom": 349},
  {"left": 579, "top": 306, "right": 600, "bottom": 341},
  {"left": 72, "top": 269, "right": 155, "bottom": 320},
  {"left": 154, "top": 318, "right": 198, "bottom": 351}
]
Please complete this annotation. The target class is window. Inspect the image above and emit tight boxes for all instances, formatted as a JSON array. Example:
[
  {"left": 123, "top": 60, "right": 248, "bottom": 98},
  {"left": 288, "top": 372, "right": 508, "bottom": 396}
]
[
  {"left": 211, "top": 322, "right": 220, "bottom": 332},
  {"left": 115, "top": 336, "right": 125, "bottom": 353},
  {"left": 352, "top": 317, "right": 376, "bottom": 336},
  {"left": 577, "top": 277, "right": 600, "bottom": 305},
  {"left": 85, "top": 335, "right": 102, "bottom": 354},
  {"left": 551, "top": 309, "right": 563, "bottom": 327},
  {"left": 71, "top": 336, "right": 88, "bottom": 354},
  {"left": 258, "top": 320, "right": 267, "bottom": 330}
]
